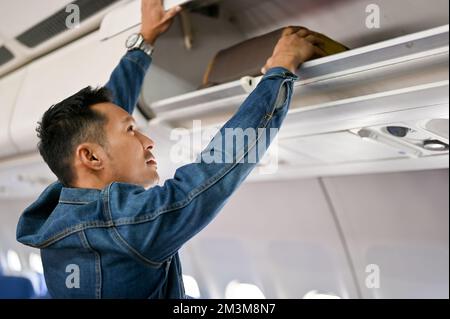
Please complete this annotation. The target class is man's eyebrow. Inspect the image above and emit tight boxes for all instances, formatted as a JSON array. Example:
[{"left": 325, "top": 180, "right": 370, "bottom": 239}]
[{"left": 121, "top": 115, "right": 136, "bottom": 124}]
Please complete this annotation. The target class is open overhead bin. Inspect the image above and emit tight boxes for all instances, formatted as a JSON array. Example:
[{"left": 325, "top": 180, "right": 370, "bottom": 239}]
[
  {"left": 1, "top": 0, "right": 448, "bottom": 180},
  {"left": 149, "top": 25, "right": 449, "bottom": 131},
  {"left": 141, "top": 22, "right": 448, "bottom": 180}
]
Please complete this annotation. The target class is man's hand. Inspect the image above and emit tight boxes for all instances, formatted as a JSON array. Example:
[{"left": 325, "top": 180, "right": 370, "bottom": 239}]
[
  {"left": 261, "top": 27, "right": 326, "bottom": 74},
  {"left": 140, "top": 0, "right": 182, "bottom": 45}
]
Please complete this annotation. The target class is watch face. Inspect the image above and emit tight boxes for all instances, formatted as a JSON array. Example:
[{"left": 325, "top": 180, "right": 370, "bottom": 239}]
[{"left": 126, "top": 34, "right": 139, "bottom": 48}]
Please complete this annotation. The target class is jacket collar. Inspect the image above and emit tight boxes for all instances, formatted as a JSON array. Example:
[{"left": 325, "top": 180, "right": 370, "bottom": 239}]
[{"left": 59, "top": 187, "right": 102, "bottom": 204}]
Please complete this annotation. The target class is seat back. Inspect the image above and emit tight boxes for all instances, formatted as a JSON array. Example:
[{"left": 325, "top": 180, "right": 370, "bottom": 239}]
[{"left": 0, "top": 275, "right": 36, "bottom": 299}]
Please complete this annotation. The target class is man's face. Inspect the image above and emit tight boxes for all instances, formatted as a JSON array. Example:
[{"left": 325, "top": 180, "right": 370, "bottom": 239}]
[{"left": 92, "top": 103, "right": 159, "bottom": 188}]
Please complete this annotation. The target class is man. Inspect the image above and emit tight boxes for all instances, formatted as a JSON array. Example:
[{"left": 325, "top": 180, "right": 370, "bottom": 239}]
[{"left": 16, "top": 0, "right": 324, "bottom": 298}]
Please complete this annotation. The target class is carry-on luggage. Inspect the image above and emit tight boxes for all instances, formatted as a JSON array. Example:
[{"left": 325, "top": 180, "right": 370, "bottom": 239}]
[{"left": 201, "top": 26, "right": 349, "bottom": 88}]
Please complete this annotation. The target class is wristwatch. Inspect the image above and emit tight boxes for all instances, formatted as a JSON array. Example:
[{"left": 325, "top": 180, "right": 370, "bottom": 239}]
[{"left": 125, "top": 33, "right": 154, "bottom": 57}]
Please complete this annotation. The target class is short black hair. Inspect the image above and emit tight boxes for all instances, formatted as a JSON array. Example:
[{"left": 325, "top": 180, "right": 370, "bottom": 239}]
[{"left": 36, "top": 86, "right": 112, "bottom": 187}]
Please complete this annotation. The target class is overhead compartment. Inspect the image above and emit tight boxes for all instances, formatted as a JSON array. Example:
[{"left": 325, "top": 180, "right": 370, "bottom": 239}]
[
  {"left": 100, "top": 0, "right": 249, "bottom": 105},
  {"left": 2, "top": 0, "right": 448, "bottom": 180},
  {"left": 149, "top": 25, "right": 449, "bottom": 129},
  {"left": 142, "top": 24, "right": 449, "bottom": 180}
]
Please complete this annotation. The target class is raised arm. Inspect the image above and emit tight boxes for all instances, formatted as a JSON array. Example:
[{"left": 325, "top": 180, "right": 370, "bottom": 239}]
[
  {"left": 107, "top": 28, "right": 325, "bottom": 265},
  {"left": 105, "top": 0, "right": 181, "bottom": 114}
]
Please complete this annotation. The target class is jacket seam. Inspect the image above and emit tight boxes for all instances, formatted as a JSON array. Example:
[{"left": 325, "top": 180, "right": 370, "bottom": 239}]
[
  {"left": 26, "top": 222, "right": 114, "bottom": 248},
  {"left": 103, "top": 184, "right": 164, "bottom": 268},
  {"left": 59, "top": 200, "right": 93, "bottom": 205},
  {"left": 78, "top": 230, "right": 102, "bottom": 299}
]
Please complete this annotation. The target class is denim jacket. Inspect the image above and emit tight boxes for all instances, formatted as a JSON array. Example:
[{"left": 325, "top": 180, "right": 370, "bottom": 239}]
[{"left": 16, "top": 49, "right": 298, "bottom": 299}]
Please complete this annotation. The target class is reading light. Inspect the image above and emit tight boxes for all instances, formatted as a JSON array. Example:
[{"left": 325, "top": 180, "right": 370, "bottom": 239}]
[
  {"left": 357, "top": 128, "right": 422, "bottom": 157},
  {"left": 423, "top": 140, "right": 449, "bottom": 151}
]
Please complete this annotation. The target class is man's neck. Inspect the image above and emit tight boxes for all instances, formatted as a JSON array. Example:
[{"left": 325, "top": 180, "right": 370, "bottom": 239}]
[{"left": 71, "top": 175, "right": 109, "bottom": 190}]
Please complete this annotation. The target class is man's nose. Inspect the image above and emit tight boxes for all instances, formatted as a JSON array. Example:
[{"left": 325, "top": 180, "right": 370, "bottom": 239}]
[
  {"left": 144, "top": 136, "right": 155, "bottom": 151},
  {"left": 137, "top": 131, "right": 155, "bottom": 150}
]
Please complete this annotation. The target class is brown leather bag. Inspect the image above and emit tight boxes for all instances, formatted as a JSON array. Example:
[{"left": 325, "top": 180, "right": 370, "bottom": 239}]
[{"left": 201, "top": 26, "right": 349, "bottom": 88}]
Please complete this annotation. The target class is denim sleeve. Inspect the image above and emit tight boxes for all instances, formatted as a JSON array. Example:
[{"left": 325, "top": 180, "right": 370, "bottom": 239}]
[
  {"left": 107, "top": 67, "right": 298, "bottom": 265},
  {"left": 104, "top": 50, "right": 152, "bottom": 114}
]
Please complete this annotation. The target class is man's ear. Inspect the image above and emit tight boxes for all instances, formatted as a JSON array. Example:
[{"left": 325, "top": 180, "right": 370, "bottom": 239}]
[{"left": 75, "top": 143, "right": 105, "bottom": 171}]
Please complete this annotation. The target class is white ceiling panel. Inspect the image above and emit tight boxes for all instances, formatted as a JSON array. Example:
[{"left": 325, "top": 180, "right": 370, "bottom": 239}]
[{"left": 0, "top": 0, "right": 71, "bottom": 38}]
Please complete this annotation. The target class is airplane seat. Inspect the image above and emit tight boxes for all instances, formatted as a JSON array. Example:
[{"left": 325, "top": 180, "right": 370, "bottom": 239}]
[
  {"left": 0, "top": 275, "right": 36, "bottom": 299},
  {"left": 22, "top": 272, "right": 49, "bottom": 299}
]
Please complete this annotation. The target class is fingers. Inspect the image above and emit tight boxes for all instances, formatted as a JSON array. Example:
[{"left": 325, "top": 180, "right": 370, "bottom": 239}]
[
  {"left": 164, "top": 5, "right": 182, "bottom": 21},
  {"left": 261, "top": 57, "right": 273, "bottom": 74},
  {"left": 263, "top": 27, "right": 329, "bottom": 74},
  {"left": 314, "top": 46, "right": 327, "bottom": 58},
  {"left": 282, "top": 27, "right": 300, "bottom": 37},
  {"left": 301, "top": 34, "right": 327, "bottom": 59},
  {"left": 305, "top": 34, "right": 323, "bottom": 45},
  {"left": 261, "top": 66, "right": 267, "bottom": 75},
  {"left": 305, "top": 35, "right": 327, "bottom": 58},
  {"left": 296, "top": 28, "right": 312, "bottom": 38}
]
